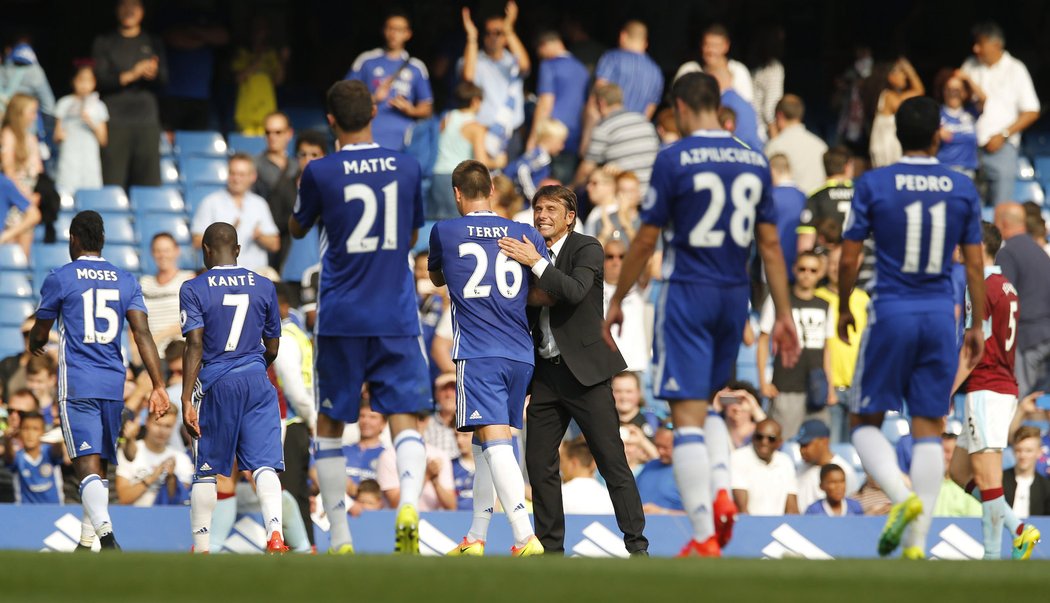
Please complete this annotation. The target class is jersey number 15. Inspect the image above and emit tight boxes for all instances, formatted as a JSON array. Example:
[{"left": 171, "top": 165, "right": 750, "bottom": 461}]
[{"left": 81, "top": 289, "right": 120, "bottom": 344}]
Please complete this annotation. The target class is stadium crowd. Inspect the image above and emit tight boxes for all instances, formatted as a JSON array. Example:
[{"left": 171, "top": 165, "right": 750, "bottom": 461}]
[{"left": 2, "top": 0, "right": 1050, "bottom": 545}]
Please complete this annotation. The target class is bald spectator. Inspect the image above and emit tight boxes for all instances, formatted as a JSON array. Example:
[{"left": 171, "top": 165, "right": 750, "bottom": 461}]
[
  {"left": 995, "top": 202, "right": 1050, "bottom": 396},
  {"left": 961, "top": 22, "right": 1040, "bottom": 205},
  {"left": 764, "top": 95, "right": 828, "bottom": 195},
  {"left": 594, "top": 21, "right": 663, "bottom": 118},
  {"left": 730, "top": 419, "right": 799, "bottom": 515},
  {"left": 574, "top": 83, "right": 659, "bottom": 192},
  {"left": 674, "top": 24, "right": 753, "bottom": 103}
]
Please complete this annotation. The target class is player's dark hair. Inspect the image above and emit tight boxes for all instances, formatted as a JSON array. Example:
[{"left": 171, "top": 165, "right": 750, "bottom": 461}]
[
  {"left": 453, "top": 81, "right": 483, "bottom": 110},
  {"left": 972, "top": 21, "right": 1004, "bottom": 44},
  {"left": 18, "top": 409, "right": 44, "bottom": 425},
  {"left": 150, "top": 231, "right": 177, "bottom": 249},
  {"left": 202, "top": 222, "right": 239, "bottom": 250},
  {"left": 295, "top": 130, "right": 329, "bottom": 155},
  {"left": 10, "top": 387, "right": 40, "bottom": 410},
  {"left": 70, "top": 210, "right": 105, "bottom": 252},
  {"left": 451, "top": 160, "right": 492, "bottom": 201},
  {"left": 896, "top": 96, "right": 940, "bottom": 152},
  {"left": 823, "top": 146, "right": 852, "bottom": 177},
  {"left": 775, "top": 94, "right": 804, "bottom": 121},
  {"left": 982, "top": 221, "right": 1003, "bottom": 258},
  {"left": 819, "top": 463, "right": 845, "bottom": 481},
  {"left": 671, "top": 72, "right": 720, "bottom": 114},
  {"left": 326, "top": 80, "right": 374, "bottom": 133},
  {"left": 563, "top": 437, "right": 595, "bottom": 467},
  {"left": 358, "top": 478, "right": 382, "bottom": 496},
  {"left": 164, "top": 339, "right": 185, "bottom": 365},
  {"left": 532, "top": 185, "right": 578, "bottom": 226}
]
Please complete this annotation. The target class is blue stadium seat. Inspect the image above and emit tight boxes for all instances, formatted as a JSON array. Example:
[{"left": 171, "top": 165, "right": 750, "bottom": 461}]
[
  {"left": 75, "top": 186, "right": 129, "bottom": 213},
  {"left": 160, "top": 157, "right": 179, "bottom": 185},
  {"left": 281, "top": 229, "right": 320, "bottom": 283},
  {"left": 180, "top": 157, "right": 227, "bottom": 186},
  {"left": 0, "top": 326, "right": 23, "bottom": 357},
  {"left": 0, "top": 272, "right": 33, "bottom": 298},
  {"left": 137, "top": 214, "right": 191, "bottom": 249},
  {"left": 830, "top": 443, "right": 864, "bottom": 478},
  {"left": 106, "top": 244, "right": 141, "bottom": 273},
  {"left": 1015, "top": 179, "right": 1046, "bottom": 205},
  {"left": 184, "top": 183, "right": 225, "bottom": 215},
  {"left": 227, "top": 133, "right": 266, "bottom": 156},
  {"left": 31, "top": 243, "right": 70, "bottom": 270},
  {"left": 0, "top": 244, "right": 28, "bottom": 270},
  {"left": 174, "top": 130, "right": 228, "bottom": 158},
  {"left": 130, "top": 186, "right": 185, "bottom": 215},
  {"left": 0, "top": 298, "right": 35, "bottom": 326},
  {"left": 104, "top": 215, "right": 137, "bottom": 245}
]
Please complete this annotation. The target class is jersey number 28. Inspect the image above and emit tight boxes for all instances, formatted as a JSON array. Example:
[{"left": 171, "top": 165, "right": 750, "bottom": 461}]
[{"left": 689, "top": 172, "right": 763, "bottom": 248}]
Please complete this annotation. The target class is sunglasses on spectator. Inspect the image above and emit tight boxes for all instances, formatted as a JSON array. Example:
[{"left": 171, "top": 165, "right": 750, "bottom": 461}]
[
  {"left": 605, "top": 253, "right": 624, "bottom": 259},
  {"left": 754, "top": 433, "right": 779, "bottom": 443}
]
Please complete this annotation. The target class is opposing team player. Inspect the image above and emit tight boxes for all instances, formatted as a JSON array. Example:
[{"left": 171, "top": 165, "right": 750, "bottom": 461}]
[
  {"left": 181, "top": 223, "right": 285, "bottom": 554},
  {"left": 949, "top": 222, "right": 1040, "bottom": 559},
  {"left": 30, "top": 210, "right": 170, "bottom": 550},
  {"left": 837, "top": 96, "right": 986, "bottom": 559},
  {"left": 428, "top": 160, "right": 545, "bottom": 557},
  {"left": 604, "top": 72, "right": 800, "bottom": 557},
  {"left": 289, "top": 80, "right": 432, "bottom": 555}
]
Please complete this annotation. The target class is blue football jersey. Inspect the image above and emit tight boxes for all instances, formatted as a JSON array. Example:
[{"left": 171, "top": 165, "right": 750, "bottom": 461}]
[
  {"left": 343, "top": 443, "right": 384, "bottom": 484},
  {"left": 294, "top": 143, "right": 425, "bottom": 337},
  {"left": 428, "top": 211, "right": 547, "bottom": 364},
  {"left": 179, "top": 266, "right": 281, "bottom": 391},
  {"left": 37, "top": 256, "right": 147, "bottom": 402},
  {"left": 12, "top": 444, "right": 64, "bottom": 504},
  {"left": 640, "top": 130, "right": 776, "bottom": 286},
  {"left": 843, "top": 157, "right": 982, "bottom": 312}
]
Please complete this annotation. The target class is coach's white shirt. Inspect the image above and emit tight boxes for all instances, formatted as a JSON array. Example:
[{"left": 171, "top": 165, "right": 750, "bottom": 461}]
[
  {"left": 561, "top": 476, "right": 615, "bottom": 515},
  {"left": 532, "top": 234, "right": 569, "bottom": 359},
  {"left": 116, "top": 445, "right": 194, "bottom": 507},
  {"left": 795, "top": 453, "right": 859, "bottom": 511},
  {"left": 730, "top": 445, "right": 798, "bottom": 515},
  {"left": 190, "top": 189, "right": 279, "bottom": 272},
  {"left": 962, "top": 51, "right": 1040, "bottom": 147}
]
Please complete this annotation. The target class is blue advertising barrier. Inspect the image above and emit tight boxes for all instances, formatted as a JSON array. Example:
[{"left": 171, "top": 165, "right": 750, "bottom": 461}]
[{"left": 0, "top": 504, "right": 1047, "bottom": 559}]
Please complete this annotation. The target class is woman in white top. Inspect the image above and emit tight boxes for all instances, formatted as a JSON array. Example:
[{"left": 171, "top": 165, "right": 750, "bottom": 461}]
[
  {"left": 430, "top": 81, "right": 505, "bottom": 220},
  {"left": 869, "top": 58, "right": 924, "bottom": 167},
  {"left": 139, "top": 233, "right": 193, "bottom": 353}
]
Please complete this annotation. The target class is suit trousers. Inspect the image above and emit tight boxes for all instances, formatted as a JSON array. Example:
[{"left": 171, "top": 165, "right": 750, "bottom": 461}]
[{"left": 526, "top": 356, "right": 648, "bottom": 554}]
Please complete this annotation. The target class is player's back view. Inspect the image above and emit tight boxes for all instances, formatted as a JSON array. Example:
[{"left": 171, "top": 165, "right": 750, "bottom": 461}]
[
  {"left": 838, "top": 96, "right": 986, "bottom": 559},
  {"left": 180, "top": 222, "right": 285, "bottom": 553},
  {"left": 428, "top": 160, "right": 546, "bottom": 556},
  {"left": 30, "top": 210, "right": 170, "bottom": 550},
  {"left": 289, "top": 80, "right": 431, "bottom": 554}
]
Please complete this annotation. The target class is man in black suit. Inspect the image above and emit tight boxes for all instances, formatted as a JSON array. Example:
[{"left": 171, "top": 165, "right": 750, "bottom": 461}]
[
  {"left": 498, "top": 185, "right": 648, "bottom": 556},
  {"left": 1004, "top": 426, "right": 1050, "bottom": 517}
]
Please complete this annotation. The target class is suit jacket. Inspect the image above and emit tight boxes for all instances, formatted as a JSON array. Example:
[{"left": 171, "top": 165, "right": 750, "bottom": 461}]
[
  {"left": 1004, "top": 468, "right": 1050, "bottom": 516},
  {"left": 529, "top": 231, "right": 627, "bottom": 387}
]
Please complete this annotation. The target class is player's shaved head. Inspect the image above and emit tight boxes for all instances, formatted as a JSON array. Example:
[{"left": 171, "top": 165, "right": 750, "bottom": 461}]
[
  {"left": 201, "top": 222, "right": 240, "bottom": 269},
  {"left": 326, "top": 80, "right": 374, "bottom": 133},
  {"left": 895, "top": 96, "right": 940, "bottom": 152}
]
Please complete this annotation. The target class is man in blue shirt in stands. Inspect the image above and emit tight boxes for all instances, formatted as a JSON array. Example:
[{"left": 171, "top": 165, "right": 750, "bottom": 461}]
[
  {"left": 635, "top": 427, "right": 684, "bottom": 514},
  {"left": 529, "top": 31, "right": 588, "bottom": 181},
  {"left": 594, "top": 21, "right": 663, "bottom": 119}
]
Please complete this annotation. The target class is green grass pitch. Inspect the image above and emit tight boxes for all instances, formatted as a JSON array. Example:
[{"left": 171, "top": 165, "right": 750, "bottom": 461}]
[{"left": 3, "top": 552, "right": 1048, "bottom": 602}]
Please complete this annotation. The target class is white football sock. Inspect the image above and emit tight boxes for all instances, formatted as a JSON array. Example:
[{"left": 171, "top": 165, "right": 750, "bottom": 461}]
[
  {"left": 704, "top": 412, "right": 732, "bottom": 494},
  {"left": 672, "top": 427, "right": 714, "bottom": 542},
  {"left": 253, "top": 467, "right": 283, "bottom": 538},
  {"left": 393, "top": 429, "right": 426, "bottom": 509},
  {"left": 980, "top": 488, "right": 1006, "bottom": 560},
  {"left": 903, "top": 437, "right": 942, "bottom": 551},
  {"left": 315, "top": 436, "right": 352, "bottom": 550},
  {"left": 483, "top": 440, "right": 533, "bottom": 545},
  {"left": 280, "top": 489, "right": 311, "bottom": 553},
  {"left": 79, "top": 475, "right": 111, "bottom": 537},
  {"left": 851, "top": 425, "right": 911, "bottom": 503},
  {"left": 79, "top": 514, "right": 94, "bottom": 547},
  {"left": 190, "top": 479, "right": 217, "bottom": 552},
  {"left": 467, "top": 442, "right": 494, "bottom": 543},
  {"left": 209, "top": 495, "right": 237, "bottom": 551}
]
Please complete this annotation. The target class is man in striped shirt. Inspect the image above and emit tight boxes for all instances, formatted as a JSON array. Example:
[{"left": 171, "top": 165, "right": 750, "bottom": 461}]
[{"left": 575, "top": 83, "right": 660, "bottom": 193}]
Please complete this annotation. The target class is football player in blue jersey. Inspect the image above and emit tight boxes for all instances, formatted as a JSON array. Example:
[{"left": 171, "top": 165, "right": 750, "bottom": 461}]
[
  {"left": 838, "top": 96, "right": 986, "bottom": 559},
  {"left": 180, "top": 222, "right": 286, "bottom": 554},
  {"left": 604, "top": 72, "right": 800, "bottom": 557},
  {"left": 30, "top": 210, "right": 171, "bottom": 550},
  {"left": 428, "top": 160, "right": 546, "bottom": 557},
  {"left": 289, "top": 80, "right": 432, "bottom": 555}
]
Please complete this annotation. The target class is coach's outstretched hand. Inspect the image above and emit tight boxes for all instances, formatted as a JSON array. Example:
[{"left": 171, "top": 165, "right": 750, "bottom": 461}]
[
  {"left": 149, "top": 386, "right": 171, "bottom": 422},
  {"left": 183, "top": 403, "right": 201, "bottom": 440}
]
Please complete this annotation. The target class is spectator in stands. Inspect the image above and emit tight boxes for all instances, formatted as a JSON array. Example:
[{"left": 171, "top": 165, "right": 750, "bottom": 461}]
[
  {"left": 158, "top": 6, "right": 228, "bottom": 133},
  {"left": 561, "top": 437, "right": 615, "bottom": 515},
  {"left": 530, "top": 31, "right": 588, "bottom": 181},
  {"left": 0, "top": 37, "right": 55, "bottom": 121},
  {"left": 377, "top": 414, "right": 456, "bottom": 511},
  {"left": 0, "top": 317, "right": 35, "bottom": 401},
  {"left": 451, "top": 430, "right": 476, "bottom": 511},
  {"left": 654, "top": 108, "right": 680, "bottom": 147},
  {"left": 1005, "top": 426, "right": 1050, "bottom": 517},
  {"left": 804, "top": 464, "right": 863, "bottom": 516},
  {"left": 714, "top": 382, "right": 765, "bottom": 449},
  {"left": 0, "top": 172, "right": 40, "bottom": 256},
  {"left": 746, "top": 23, "right": 785, "bottom": 138},
  {"left": 492, "top": 174, "right": 525, "bottom": 220},
  {"left": 623, "top": 423, "right": 656, "bottom": 473},
  {"left": 602, "top": 240, "right": 648, "bottom": 373},
  {"left": 1, "top": 388, "right": 40, "bottom": 450},
  {"left": 25, "top": 355, "right": 56, "bottom": 427},
  {"left": 425, "top": 373, "right": 459, "bottom": 460},
  {"left": 191, "top": 152, "right": 279, "bottom": 272},
  {"left": 757, "top": 252, "right": 835, "bottom": 440},
  {"left": 1, "top": 93, "right": 51, "bottom": 252},
  {"left": 575, "top": 83, "right": 659, "bottom": 192},
  {"left": 853, "top": 473, "right": 892, "bottom": 516},
  {"left": 815, "top": 244, "right": 868, "bottom": 443},
  {"left": 3, "top": 409, "right": 65, "bottom": 504},
  {"left": 708, "top": 62, "right": 762, "bottom": 152},
  {"left": 731, "top": 418, "right": 799, "bottom": 515},
  {"left": 934, "top": 427, "right": 981, "bottom": 517},
  {"left": 935, "top": 68, "right": 984, "bottom": 178},
  {"left": 344, "top": 397, "right": 387, "bottom": 497},
  {"left": 506, "top": 119, "right": 567, "bottom": 202},
  {"left": 582, "top": 166, "right": 619, "bottom": 238},
  {"left": 797, "top": 147, "right": 854, "bottom": 254},
  {"left": 869, "top": 58, "right": 924, "bottom": 168},
  {"left": 674, "top": 24, "right": 753, "bottom": 103},
  {"left": 161, "top": 340, "right": 186, "bottom": 447},
  {"left": 833, "top": 45, "right": 872, "bottom": 154},
  {"left": 346, "top": 10, "right": 433, "bottom": 152},
  {"left": 232, "top": 15, "right": 288, "bottom": 135},
  {"left": 764, "top": 95, "right": 827, "bottom": 194},
  {"left": 612, "top": 372, "right": 658, "bottom": 440},
  {"left": 352, "top": 479, "right": 384, "bottom": 512},
  {"left": 430, "top": 82, "right": 505, "bottom": 220},
  {"left": 54, "top": 63, "right": 109, "bottom": 195},
  {"left": 593, "top": 20, "right": 662, "bottom": 121},
  {"left": 252, "top": 111, "right": 297, "bottom": 267},
  {"left": 459, "top": 2, "right": 529, "bottom": 154},
  {"left": 92, "top": 0, "right": 167, "bottom": 189},
  {"left": 115, "top": 407, "right": 192, "bottom": 507},
  {"left": 769, "top": 154, "right": 805, "bottom": 278},
  {"left": 795, "top": 419, "right": 859, "bottom": 510},
  {"left": 1022, "top": 201, "right": 1049, "bottom": 256},
  {"left": 140, "top": 233, "right": 193, "bottom": 353},
  {"left": 636, "top": 426, "right": 684, "bottom": 514},
  {"left": 995, "top": 202, "right": 1050, "bottom": 396},
  {"left": 961, "top": 22, "right": 1040, "bottom": 205}
]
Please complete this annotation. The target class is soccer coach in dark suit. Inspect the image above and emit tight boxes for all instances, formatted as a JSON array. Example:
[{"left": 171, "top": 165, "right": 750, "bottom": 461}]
[{"left": 499, "top": 184, "right": 648, "bottom": 556}]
